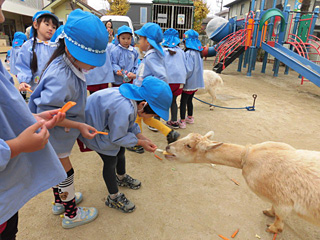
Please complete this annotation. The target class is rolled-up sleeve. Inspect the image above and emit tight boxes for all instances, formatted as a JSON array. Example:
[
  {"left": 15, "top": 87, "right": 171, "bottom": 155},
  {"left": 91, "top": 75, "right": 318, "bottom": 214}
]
[{"left": 0, "top": 139, "right": 11, "bottom": 172}]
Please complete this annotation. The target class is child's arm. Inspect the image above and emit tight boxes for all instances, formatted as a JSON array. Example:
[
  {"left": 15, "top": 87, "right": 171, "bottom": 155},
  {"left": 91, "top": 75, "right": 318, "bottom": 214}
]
[
  {"left": 56, "top": 119, "right": 97, "bottom": 139},
  {"left": 136, "top": 133, "right": 157, "bottom": 152},
  {"left": 5, "top": 121, "right": 49, "bottom": 159},
  {"left": 185, "top": 51, "right": 195, "bottom": 79},
  {"left": 110, "top": 48, "right": 123, "bottom": 76},
  {"left": 33, "top": 109, "right": 65, "bottom": 129},
  {"left": 15, "top": 42, "right": 33, "bottom": 86}
]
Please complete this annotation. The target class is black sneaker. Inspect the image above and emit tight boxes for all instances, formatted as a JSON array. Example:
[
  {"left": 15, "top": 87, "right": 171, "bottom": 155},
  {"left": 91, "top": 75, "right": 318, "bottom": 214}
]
[
  {"left": 166, "top": 130, "right": 180, "bottom": 144},
  {"left": 126, "top": 145, "right": 144, "bottom": 154},
  {"left": 116, "top": 174, "right": 141, "bottom": 189},
  {"left": 105, "top": 193, "right": 135, "bottom": 213}
]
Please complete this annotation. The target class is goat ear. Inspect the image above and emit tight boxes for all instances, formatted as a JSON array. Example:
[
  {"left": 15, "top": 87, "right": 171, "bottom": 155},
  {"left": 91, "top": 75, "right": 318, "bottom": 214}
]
[
  {"left": 206, "top": 142, "right": 223, "bottom": 151},
  {"left": 204, "top": 131, "right": 215, "bottom": 140}
]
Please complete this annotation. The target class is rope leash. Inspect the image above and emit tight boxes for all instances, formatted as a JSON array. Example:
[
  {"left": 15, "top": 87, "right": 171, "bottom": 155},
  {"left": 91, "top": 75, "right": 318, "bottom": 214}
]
[{"left": 193, "top": 94, "right": 257, "bottom": 111}]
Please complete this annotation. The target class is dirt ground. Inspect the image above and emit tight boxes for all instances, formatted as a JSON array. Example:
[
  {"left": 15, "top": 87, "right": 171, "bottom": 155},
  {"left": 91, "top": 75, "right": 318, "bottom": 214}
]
[{"left": 8, "top": 57, "right": 320, "bottom": 240}]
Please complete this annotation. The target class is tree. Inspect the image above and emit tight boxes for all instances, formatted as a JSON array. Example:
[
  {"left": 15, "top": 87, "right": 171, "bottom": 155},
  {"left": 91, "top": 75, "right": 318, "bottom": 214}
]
[
  {"left": 193, "top": 0, "right": 209, "bottom": 34},
  {"left": 107, "top": 0, "right": 130, "bottom": 15}
]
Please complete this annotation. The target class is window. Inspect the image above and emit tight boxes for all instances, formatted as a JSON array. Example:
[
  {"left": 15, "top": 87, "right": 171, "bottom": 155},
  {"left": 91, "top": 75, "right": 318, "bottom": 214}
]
[
  {"left": 240, "top": 3, "right": 245, "bottom": 15},
  {"left": 140, "top": 7, "right": 147, "bottom": 25}
]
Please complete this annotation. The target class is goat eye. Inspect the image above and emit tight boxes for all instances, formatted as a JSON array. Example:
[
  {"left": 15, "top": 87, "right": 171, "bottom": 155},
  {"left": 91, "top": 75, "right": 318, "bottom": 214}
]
[{"left": 186, "top": 144, "right": 192, "bottom": 149}]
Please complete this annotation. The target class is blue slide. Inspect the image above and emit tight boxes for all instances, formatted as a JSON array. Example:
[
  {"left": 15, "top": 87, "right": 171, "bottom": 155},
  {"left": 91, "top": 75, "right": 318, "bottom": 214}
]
[{"left": 261, "top": 42, "right": 320, "bottom": 87}]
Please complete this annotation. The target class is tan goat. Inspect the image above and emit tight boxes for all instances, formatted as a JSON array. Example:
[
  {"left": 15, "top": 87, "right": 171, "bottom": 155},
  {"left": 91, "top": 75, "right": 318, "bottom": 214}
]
[{"left": 165, "top": 131, "right": 320, "bottom": 233}]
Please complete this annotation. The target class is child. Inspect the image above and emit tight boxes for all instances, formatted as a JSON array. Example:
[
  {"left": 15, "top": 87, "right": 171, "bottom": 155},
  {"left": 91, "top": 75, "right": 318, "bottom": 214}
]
[
  {"left": 78, "top": 77, "right": 172, "bottom": 213},
  {"left": 85, "top": 30, "right": 115, "bottom": 94},
  {"left": 162, "top": 28, "right": 187, "bottom": 129},
  {"left": 10, "top": 32, "right": 27, "bottom": 76},
  {"left": 105, "top": 20, "right": 114, "bottom": 42},
  {"left": 16, "top": 10, "right": 59, "bottom": 98},
  {"left": 28, "top": 9, "right": 109, "bottom": 229},
  {"left": 111, "top": 25, "right": 139, "bottom": 87},
  {"left": 0, "top": 3, "right": 67, "bottom": 239},
  {"left": 179, "top": 29, "right": 204, "bottom": 129},
  {"left": 130, "top": 22, "right": 179, "bottom": 153}
]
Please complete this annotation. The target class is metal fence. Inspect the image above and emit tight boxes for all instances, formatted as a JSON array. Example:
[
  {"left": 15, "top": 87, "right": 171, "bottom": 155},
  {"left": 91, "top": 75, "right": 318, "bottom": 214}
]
[{"left": 152, "top": 4, "right": 193, "bottom": 38}]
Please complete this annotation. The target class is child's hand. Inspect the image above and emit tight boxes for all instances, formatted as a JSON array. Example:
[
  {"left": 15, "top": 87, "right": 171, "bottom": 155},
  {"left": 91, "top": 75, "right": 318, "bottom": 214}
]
[
  {"left": 127, "top": 72, "right": 136, "bottom": 80},
  {"left": 34, "top": 110, "right": 66, "bottom": 129},
  {"left": 17, "top": 121, "right": 50, "bottom": 153},
  {"left": 19, "top": 82, "right": 31, "bottom": 91},
  {"left": 78, "top": 123, "right": 97, "bottom": 139},
  {"left": 138, "top": 139, "right": 157, "bottom": 152},
  {"left": 116, "top": 70, "right": 123, "bottom": 76}
]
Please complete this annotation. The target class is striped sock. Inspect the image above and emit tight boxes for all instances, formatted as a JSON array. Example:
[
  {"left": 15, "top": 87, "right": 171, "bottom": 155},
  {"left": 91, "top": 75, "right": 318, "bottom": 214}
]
[{"left": 59, "top": 168, "right": 77, "bottom": 218}]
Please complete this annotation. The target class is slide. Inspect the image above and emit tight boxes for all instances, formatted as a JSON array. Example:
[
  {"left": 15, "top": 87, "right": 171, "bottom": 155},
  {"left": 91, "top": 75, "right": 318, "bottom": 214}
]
[{"left": 262, "top": 42, "right": 320, "bottom": 87}]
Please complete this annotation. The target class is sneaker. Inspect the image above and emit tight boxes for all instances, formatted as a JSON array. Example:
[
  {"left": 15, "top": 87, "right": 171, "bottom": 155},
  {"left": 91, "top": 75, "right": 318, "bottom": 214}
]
[
  {"left": 186, "top": 116, "right": 194, "bottom": 124},
  {"left": 126, "top": 145, "right": 144, "bottom": 154},
  {"left": 105, "top": 193, "right": 135, "bottom": 213},
  {"left": 116, "top": 174, "right": 141, "bottom": 189},
  {"left": 62, "top": 207, "right": 98, "bottom": 229},
  {"left": 52, "top": 192, "right": 83, "bottom": 215},
  {"left": 166, "top": 121, "right": 179, "bottom": 129},
  {"left": 166, "top": 130, "right": 180, "bottom": 144},
  {"left": 178, "top": 119, "right": 186, "bottom": 129},
  {"left": 148, "top": 126, "right": 159, "bottom": 132}
]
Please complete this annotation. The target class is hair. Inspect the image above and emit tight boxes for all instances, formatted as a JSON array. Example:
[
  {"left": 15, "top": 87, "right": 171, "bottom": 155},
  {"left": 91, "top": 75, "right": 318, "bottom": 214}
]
[
  {"left": 105, "top": 20, "right": 113, "bottom": 29},
  {"left": 30, "top": 15, "right": 59, "bottom": 74},
  {"left": 137, "top": 101, "right": 156, "bottom": 115}
]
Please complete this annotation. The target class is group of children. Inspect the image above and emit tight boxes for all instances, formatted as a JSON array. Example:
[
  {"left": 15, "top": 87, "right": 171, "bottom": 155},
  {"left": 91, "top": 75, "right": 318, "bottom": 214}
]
[{"left": 0, "top": 4, "right": 204, "bottom": 239}]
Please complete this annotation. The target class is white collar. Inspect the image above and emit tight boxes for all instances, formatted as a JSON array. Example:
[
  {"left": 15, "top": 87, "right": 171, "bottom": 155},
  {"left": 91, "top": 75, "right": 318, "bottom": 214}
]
[
  {"left": 35, "top": 38, "right": 56, "bottom": 47},
  {"left": 144, "top": 48, "right": 157, "bottom": 57},
  {"left": 63, "top": 54, "right": 86, "bottom": 82},
  {"left": 119, "top": 44, "right": 134, "bottom": 51}
]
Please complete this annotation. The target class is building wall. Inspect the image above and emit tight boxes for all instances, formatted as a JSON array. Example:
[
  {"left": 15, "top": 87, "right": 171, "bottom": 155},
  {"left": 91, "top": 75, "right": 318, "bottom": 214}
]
[
  {"left": 6, "top": 0, "right": 43, "bottom": 9},
  {"left": 228, "top": 0, "right": 250, "bottom": 19},
  {"left": 127, "top": 3, "right": 152, "bottom": 30}
]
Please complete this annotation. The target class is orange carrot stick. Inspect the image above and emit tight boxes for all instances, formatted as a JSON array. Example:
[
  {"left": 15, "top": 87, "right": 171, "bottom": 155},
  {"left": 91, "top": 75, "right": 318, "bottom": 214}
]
[
  {"left": 231, "top": 178, "right": 240, "bottom": 186},
  {"left": 231, "top": 229, "right": 239, "bottom": 238},
  {"left": 154, "top": 152, "right": 162, "bottom": 160},
  {"left": 59, "top": 101, "right": 76, "bottom": 113},
  {"left": 218, "top": 235, "right": 230, "bottom": 240},
  {"left": 273, "top": 233, "right": 277, "bottom": 240},
  {"left": 25, "top": 88, "right": 33, "bottom": 93},
  {"left": 95, "top": 131, "right": 108, "bottom": 135}
]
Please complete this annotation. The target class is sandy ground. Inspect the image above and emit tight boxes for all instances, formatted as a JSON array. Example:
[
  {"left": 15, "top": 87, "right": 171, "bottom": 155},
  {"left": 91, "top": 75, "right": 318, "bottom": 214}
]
[{"left": 6, "top": 57, "right": 320, "bottom": 240}]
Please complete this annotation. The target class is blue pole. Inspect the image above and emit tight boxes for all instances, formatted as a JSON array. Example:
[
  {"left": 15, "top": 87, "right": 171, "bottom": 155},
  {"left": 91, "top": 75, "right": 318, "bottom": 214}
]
[
  {"left": 309, "top": 6, "right": 319, "bottom": 36},
  {"left": 247, "top": 10, "right": 260, "bottom": 76},
  {"left": 261, "top": 49, "right": 268, "bottom": 73},
  {"left": 272, "top": 0, "right": 276, "bottom": 8},
  {"left": 251, "top": 0, "right": 256, "bottom": 12},
  {"left": 238, "top": 52, "right": 244, "bottom": 72},
  {"left": 260, "top": 0, "right": 265, "bottom": 11}
]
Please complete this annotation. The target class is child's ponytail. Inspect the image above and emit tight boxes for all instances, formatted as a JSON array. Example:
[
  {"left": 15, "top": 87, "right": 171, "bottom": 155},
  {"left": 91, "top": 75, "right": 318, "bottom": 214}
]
[{"left": 30, "top": 32, "right": 38, "bottom": 74}]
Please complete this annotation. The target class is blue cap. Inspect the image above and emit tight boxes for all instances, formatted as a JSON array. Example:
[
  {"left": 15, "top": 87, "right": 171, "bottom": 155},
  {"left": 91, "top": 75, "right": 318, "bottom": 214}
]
[
  {"left": 162, "top": 28, "right": 180, "bottom": 48},
  {"left": 64, "top": 9, "right": 109, "bottom": 67},
  {"left": 135, "top": 22, "right": 164, "bottom": 55},
  {"left": 50, "top": 25, "right": 64, "bottom": 42},
  {"left": 183, "top": 29, "right": 203, "bottom": 51},
  {"left": 7, "top": 50, "right": 11, "bottom": 57},
  {"left": 119, "top": 77, "right": 172, "bottom": 120},
  {"left": 12, "top": 32, "right": 27, "bottom": 48},
  {"left": 30, "top": 10, "right": 59, "bottom": 38},
  {"left": 117, "top": 25, "right": 132, "bottom": 36}
]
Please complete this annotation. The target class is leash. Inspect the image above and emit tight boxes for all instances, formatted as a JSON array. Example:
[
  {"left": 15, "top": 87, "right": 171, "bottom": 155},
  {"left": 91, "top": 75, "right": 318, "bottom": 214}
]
[{"left": 193, "top": 94, "right": 257, "bottom": 111}]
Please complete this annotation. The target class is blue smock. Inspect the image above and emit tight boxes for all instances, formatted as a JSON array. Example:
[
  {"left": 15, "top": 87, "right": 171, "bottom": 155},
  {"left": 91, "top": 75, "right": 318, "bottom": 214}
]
[
  {"left": 0, "top": 59, "right": 14, "bottom": 85},
  {"left": 164, "top": 47, "right": 187, "bottom": 84},
  {"left": 78, "top": 88, "right": 141, "bottom": 156},
  {"left": 134, "top": 49, "right": 167, "bottom": 87},
  {"left": 184, "top": 50, "right": 204, "bottom": 91},
  {"left": 9, "top": 47, "right": 21, "bottom": 75},
  {"left": 15, "top": 38, "right": 57, "bottom": 90},
  {"left": 28, "top": 54, "right": 87, "bottom": 154},
  {"left": 0, "top": 61, "right": 66, "bottom": 224},
  {"left": 110, "top": 45, "right": 139, "bottom": 85},
  {"left": 85, "top": 44, "right": 115, "bottom": 86}
]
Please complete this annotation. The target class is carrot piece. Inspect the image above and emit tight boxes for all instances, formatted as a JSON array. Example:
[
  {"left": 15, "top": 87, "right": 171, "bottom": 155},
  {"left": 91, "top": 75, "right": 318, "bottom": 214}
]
[
  {"left": 59, "top": 101, "right": 76, "bottom": 113},
  {"left": 25, "top": 88, "right": 33, "bottom": 93},
  {"left": 231, "top": 178, "right": 240, "bottom": 186},
  {"left": 218, "top": 235, "right": 230, "bottom": 240},
  {"left": 96, "top": 131, "right": 108, "bottom": 135},
  {"left": 273, "top": 233, "right": 277, "bottom": 240},
  {"left": 231, "top": 229, "right": 239, "bottom": 238},
  {"left": 154, "top": 153, "right": 162, "bottom": 160}
]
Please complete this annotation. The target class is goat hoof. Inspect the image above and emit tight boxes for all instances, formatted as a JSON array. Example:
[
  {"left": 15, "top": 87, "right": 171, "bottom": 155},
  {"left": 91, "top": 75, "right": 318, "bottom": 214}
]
[
  {"left": 263, "top": 210, "right": 275, "bottom": 217},
  {"left": 266, "top": 225, "right": 283, "bottom": 234},
  {"left": 209, "top": 107, "right": 214, "bottom": 111}
]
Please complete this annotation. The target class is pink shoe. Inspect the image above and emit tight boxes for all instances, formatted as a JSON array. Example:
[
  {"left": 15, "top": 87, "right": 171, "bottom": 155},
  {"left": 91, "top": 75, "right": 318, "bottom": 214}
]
[
  {"left": 186, "top": 116, "right": 194, "bottom": 124},
  {"left": 178, "top": 119, "right": 186, "bottom": 129}
]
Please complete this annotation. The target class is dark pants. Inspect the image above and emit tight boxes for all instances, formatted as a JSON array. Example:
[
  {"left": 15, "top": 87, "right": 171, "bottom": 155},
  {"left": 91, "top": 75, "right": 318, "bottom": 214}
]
[
  {"left": 170, "top": 95, "right": 178, "bottom": 122},
  {"left": 0, "top": 212, "right": 18, "bottom": 240},
  {"left": 97, "top": 147, "right": 126, "bottom": 194},
  {"left": 180, "top": 92, "right": 195, "bottom": 120}
]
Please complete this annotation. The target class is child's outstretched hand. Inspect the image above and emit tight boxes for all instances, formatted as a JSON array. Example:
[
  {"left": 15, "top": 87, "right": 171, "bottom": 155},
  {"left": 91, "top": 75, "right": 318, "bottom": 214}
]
[
  {"left": 34, "top": 110, "right": 66, "bottom": 129},
  {"left": 138, "top": 139, "right": 157, "bottom": 152},
  {"left": 116, "top": 70, "right": 123, "bottom": 76},
  {"left": 127, "top": 72, "right": 136, "bottom": 80},
  {"left": 7, "top": 120, "right": 50, "bottom": 158},
  {"left": 19, "top": 82, "right": 31, "bottom": 92},
  {"left": 78, "top": 123, "right": 97, "bottom": 139}
]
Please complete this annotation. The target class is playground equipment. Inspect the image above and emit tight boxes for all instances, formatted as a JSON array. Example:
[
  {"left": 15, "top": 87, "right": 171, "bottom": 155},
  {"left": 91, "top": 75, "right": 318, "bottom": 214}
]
[{"left": 204, "top": 0, "right": 320, "bottom": 87}]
